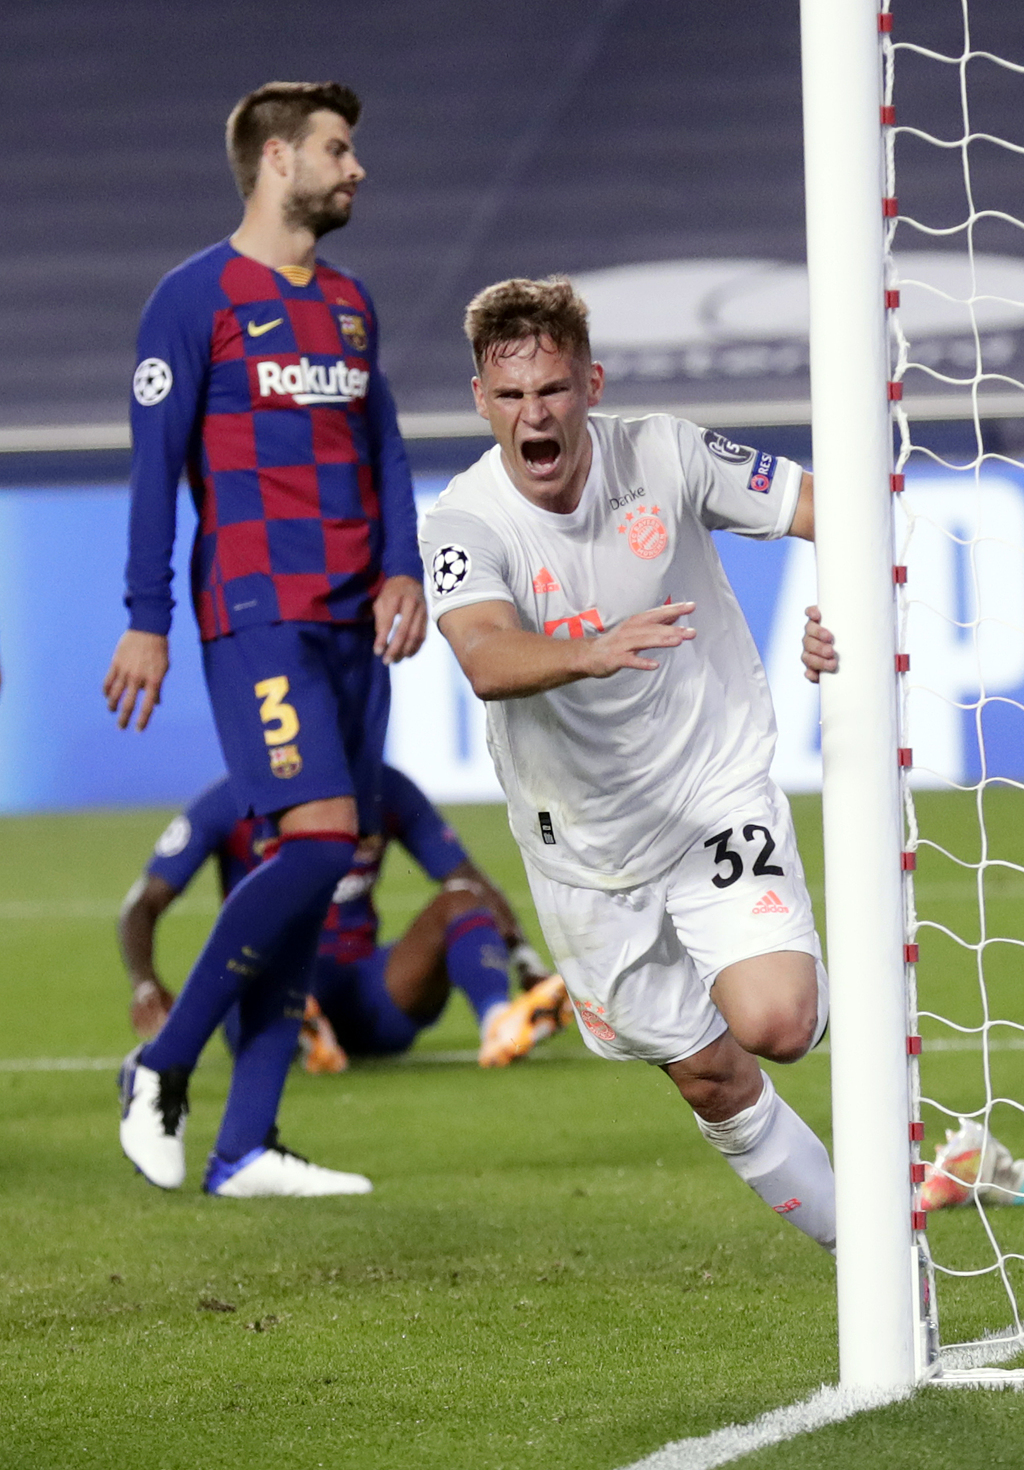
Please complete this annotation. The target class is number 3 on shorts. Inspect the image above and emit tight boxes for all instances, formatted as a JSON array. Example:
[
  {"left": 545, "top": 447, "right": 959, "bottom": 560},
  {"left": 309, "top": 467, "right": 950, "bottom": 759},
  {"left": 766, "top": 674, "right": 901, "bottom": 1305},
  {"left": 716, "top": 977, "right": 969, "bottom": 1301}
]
[{"left": 254, "top": 676, "right": 300, "bottom": 746}]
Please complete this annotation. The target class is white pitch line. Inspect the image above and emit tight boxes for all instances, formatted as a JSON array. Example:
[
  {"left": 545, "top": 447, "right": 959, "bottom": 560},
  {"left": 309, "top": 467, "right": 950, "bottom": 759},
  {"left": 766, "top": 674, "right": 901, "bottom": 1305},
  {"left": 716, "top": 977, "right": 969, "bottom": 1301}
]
[
  {"left": 0, "top": 1048, "right": 598, "bottom": 1074},
  {"left": 618, "top": 1327, "right": 1024, "bottom": 1470},
  {"left": 618, "top": 1383, "right": 914, "bottom": 1470}
]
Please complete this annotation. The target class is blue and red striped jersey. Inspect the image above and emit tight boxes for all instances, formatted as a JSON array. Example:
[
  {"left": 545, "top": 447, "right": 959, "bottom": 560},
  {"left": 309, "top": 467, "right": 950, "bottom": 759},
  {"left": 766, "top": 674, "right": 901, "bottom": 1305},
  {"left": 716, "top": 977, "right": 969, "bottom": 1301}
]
[
  {"left": 126, "top": 239, "right": 422, "bottom": 641},
  {"left": 146, "top": 766, "right": 469, "bottom": 962}
]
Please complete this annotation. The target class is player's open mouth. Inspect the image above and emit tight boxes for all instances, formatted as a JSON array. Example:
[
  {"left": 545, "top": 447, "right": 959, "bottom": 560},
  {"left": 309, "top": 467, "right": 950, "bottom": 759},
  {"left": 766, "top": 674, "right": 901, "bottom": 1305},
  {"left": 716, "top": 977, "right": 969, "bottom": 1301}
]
[{"left": 521, "top": 438, "right": 561, "bottom": 472}]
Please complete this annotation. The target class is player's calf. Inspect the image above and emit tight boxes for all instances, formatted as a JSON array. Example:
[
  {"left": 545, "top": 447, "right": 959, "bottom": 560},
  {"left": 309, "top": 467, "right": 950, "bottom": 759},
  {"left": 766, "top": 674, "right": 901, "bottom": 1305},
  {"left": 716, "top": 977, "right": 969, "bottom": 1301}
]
[{"left": 665, "top": 1034, "right": 836, "bottom": 1252}]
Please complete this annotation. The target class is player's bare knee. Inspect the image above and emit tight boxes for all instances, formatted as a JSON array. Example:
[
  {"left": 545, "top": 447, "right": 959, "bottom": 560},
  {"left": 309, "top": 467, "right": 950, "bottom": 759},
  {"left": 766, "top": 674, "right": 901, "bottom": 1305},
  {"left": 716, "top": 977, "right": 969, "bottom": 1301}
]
[
  {"left": 736, "top": 1008, "right": 816, "bottom": 1064},
  {"left": 432, "top": 888, "right": 480, "bottom": 925}
]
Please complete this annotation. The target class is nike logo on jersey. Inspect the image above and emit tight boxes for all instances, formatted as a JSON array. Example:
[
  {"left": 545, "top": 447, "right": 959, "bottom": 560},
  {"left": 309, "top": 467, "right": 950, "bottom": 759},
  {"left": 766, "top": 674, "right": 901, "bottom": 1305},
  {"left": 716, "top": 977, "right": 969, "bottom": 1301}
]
[
  {"left": 248, "top": 318, "right": 285, "bottom": 337},
  {"left": 256, "top": 357, "right": 370, "bottom": 405}
]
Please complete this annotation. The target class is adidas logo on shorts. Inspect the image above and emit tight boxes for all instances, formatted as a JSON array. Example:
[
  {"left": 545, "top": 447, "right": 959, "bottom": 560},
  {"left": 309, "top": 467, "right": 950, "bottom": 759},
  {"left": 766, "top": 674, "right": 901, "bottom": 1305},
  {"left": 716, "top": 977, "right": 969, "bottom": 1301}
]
[{"left": 752, "top": 889, "right": 789, "bottom": 915}]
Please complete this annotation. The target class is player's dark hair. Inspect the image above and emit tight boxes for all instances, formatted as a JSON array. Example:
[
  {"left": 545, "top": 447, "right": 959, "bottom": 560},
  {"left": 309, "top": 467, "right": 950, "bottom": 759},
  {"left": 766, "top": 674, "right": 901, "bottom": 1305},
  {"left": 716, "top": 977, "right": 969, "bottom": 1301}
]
[
  {"left": 226, "top": 81, "right": 362, "bottom": 199},
  {"left": 464, "top": 277, "right": 591, "bottom": 371}
]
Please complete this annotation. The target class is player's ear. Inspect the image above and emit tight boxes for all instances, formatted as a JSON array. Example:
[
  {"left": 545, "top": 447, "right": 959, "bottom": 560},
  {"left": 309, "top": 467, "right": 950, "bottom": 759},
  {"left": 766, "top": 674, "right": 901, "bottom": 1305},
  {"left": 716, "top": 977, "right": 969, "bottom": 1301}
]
[
  {"left": 587, "top": 360, "right": 605, "bottom": 408},
  {"left": 471, "top": 377, "right": 489, "bottom": 420},
  {"left": 261, "top": 136, "right": 293, "bottom": 183}
]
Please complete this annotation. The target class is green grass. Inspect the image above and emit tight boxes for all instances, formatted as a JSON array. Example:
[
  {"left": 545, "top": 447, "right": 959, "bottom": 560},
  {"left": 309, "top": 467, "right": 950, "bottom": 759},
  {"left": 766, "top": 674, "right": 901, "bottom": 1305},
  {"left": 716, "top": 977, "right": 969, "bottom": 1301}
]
[{"left": 0, "top": 795, "right": 1021, "bottom": 1468}]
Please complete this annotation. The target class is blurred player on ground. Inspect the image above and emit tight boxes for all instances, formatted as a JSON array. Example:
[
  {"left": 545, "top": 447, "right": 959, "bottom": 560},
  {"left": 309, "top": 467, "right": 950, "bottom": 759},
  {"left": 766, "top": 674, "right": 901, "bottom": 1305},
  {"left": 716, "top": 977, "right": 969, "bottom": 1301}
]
[
  {"left": 119, "top": 766, "right": 569, "bottom": 1069},
  {"left": 421, "top": 277, "right": 836, "bottom": 1252},
  {"left": 104, "top": 83, "right": 426, "bottom": 1198}
]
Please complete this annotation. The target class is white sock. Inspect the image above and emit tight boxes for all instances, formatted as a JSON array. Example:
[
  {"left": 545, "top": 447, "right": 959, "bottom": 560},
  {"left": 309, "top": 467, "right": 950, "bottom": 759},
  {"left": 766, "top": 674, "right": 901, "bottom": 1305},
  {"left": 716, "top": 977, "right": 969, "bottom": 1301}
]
[{"left": 695, "top": 1071, "right": 836, "bottom": 1252}]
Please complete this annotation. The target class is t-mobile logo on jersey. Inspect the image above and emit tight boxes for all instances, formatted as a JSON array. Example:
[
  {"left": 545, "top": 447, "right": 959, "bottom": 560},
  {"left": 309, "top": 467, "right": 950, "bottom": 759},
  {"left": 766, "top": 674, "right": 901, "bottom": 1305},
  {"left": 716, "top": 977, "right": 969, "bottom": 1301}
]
[{"left": 543, "top": 608, "right": 604, "bottom": 639}]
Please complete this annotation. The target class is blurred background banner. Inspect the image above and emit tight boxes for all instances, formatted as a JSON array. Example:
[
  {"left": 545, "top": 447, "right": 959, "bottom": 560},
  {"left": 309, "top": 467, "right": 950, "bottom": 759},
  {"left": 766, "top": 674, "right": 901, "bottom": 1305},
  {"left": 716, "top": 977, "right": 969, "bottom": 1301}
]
[
  {"left": 4, "top": 0, "right": 1024, "bottom": 810},
  {"left": 3, "top": 461, "right": 1024, "bottom": 812},
  {"left": 4, "top": 0, "right": 1024, "bottom": 432}
]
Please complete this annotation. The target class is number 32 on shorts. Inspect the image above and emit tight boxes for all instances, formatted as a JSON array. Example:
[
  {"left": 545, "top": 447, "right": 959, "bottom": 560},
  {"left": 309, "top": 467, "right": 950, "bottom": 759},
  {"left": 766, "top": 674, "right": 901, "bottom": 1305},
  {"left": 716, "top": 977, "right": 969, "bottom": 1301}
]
[
  {"left": 254, "top": 676, "right": 300, "bottom": 746},
  {"left": 703, "top": 825, "right": 783, "bottom": 889}
]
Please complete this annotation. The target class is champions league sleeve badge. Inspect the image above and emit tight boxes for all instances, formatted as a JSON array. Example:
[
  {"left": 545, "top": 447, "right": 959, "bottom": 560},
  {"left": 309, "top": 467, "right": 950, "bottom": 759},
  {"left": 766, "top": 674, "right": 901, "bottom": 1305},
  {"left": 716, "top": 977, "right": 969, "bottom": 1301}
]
[{"left": 431, "top": 545, "right": 472, "bottom": 595}]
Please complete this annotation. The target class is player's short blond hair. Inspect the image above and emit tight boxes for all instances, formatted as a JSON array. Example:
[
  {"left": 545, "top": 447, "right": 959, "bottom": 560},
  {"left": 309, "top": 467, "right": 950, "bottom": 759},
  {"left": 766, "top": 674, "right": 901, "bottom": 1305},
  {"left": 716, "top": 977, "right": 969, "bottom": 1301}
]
[
  {"left": 226, "top": 81, "right": 361, "bottom": 200},
  {"left": 464, "top": 277, "right": 591, "bottom": 371}
]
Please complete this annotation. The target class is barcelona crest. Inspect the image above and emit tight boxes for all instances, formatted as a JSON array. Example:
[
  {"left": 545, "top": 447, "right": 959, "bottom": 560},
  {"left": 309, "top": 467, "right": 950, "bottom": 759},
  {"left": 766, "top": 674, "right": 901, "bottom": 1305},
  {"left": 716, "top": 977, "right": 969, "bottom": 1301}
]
[
  {"left": 269, "top": 744, "right": 303, "bottom": 779},
  {"left": 337, "top": 313, "right": 368, "bottom": 353}
]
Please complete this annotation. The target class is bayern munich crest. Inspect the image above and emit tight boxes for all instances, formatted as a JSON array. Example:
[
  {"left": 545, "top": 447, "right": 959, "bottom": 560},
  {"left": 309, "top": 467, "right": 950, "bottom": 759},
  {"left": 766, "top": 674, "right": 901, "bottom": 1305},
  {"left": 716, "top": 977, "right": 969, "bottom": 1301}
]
[
  {"left": 432, "top": 544, "right": 471, "bottom": 595},
  {"left": 575, "top": 1000, "right": 616, "bottom": 1042},
  {"left": 617, "top": 506, "right": 668, "bottom": 559}
]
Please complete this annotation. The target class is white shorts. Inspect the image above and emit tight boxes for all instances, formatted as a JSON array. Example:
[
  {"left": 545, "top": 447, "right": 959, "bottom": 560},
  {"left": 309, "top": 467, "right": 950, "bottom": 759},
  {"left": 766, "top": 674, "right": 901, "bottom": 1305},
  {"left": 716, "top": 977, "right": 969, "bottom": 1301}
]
[{"left": 524, "top": 783, "right": 824, "bottom": 1065}]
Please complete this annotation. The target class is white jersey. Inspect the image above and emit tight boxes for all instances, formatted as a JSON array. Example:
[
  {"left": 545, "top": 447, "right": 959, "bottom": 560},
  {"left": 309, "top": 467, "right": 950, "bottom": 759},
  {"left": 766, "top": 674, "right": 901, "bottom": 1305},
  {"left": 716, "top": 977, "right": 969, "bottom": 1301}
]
[{"left": 420, "top": 412, "right": 802, "bottom": 891}]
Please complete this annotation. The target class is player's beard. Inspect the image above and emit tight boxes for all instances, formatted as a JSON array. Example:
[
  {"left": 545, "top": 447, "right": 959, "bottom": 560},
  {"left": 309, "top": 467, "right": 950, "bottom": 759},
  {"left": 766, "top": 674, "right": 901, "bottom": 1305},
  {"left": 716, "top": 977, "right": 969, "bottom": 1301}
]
[{"left": 283, "top": 181, "right": 353, "bottom": 239}]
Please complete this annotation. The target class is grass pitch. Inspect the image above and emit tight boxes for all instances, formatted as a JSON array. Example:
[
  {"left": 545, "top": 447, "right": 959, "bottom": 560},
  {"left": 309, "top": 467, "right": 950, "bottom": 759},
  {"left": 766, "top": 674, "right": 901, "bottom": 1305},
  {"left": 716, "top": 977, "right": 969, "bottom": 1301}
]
[{"left": 0, "top": 796, "right": 1021, "bottom": 1468}]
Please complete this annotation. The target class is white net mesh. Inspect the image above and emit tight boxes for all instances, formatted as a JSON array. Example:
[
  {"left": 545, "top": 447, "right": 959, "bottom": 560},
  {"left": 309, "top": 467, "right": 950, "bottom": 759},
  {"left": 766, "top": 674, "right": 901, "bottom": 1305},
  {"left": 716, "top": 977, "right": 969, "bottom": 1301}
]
[{"left": 882, "top": 0, "right": 1024, "bottom": 1378}]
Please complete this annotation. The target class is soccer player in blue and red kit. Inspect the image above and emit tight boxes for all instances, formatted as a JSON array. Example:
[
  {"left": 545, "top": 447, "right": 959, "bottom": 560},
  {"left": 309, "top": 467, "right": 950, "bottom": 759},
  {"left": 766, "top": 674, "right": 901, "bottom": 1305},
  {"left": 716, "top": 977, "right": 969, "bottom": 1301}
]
[
  {"left": 104, "top": 82, "right": 427, "bottom": 1198},
  {"left": 118, "top": 767, "right": 569, "bottom": 1072}
]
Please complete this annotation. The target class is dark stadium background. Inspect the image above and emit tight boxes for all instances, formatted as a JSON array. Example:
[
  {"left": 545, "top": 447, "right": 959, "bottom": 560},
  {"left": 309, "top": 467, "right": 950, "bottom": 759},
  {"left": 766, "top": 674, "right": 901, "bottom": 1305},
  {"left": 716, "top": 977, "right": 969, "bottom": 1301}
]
[
  {"left": 4, "top": 0, "right": 1023, "bottom": 435},
  {"left": 3, "top": 0, "right": 1024, "bottom": 811}
]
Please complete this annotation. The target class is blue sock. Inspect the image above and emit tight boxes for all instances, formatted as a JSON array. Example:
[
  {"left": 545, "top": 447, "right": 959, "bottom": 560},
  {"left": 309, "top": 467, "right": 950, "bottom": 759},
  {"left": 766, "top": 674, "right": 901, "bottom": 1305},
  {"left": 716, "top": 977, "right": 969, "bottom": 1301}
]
[
  {"left": 445, "top": 909, "right": 510, "bottom": 1025},
  {"left": 213, "top": 911, "right": 322, "bottom": 1161},
  {"left": 142, "top": 832, "right": 356, "bottom": 1075}
]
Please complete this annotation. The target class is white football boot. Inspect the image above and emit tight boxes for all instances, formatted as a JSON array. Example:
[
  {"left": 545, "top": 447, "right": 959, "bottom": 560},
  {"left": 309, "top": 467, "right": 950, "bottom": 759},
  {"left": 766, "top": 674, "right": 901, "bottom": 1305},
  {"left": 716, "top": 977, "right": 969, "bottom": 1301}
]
[
  {"left": 203, "top": 1128, "right": 372, "bottom": 1198},
  {"left": 119, "top": 1045, "right": 189, "bottom": 1189}
]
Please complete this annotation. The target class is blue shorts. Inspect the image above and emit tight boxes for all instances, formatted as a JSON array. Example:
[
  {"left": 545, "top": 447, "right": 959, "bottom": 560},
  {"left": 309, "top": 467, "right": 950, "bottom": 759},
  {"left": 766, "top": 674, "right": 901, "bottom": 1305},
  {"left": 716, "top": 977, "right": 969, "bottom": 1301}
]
[
  {"left": 311, "top": 948, "right": 440, "bottom": 1057},
  {"left": 202, "top": 622, "right": 390, "bottom": 825}
]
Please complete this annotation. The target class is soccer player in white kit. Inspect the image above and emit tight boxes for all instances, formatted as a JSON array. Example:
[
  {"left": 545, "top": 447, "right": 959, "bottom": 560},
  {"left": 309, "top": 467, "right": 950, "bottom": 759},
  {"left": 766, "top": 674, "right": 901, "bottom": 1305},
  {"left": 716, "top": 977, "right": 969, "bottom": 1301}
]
[{"left": 420, "top": 277, "right": 836, "bottom": 1253}]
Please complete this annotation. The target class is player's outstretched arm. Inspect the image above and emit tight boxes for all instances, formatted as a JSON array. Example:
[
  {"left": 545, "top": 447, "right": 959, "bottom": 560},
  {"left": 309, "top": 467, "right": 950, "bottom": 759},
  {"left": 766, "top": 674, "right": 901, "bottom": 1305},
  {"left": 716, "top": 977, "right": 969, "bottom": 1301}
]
[
  {"left": 118, "top": 873, "right": 179, "bottom": 1037},
  {"left": 802, "top": 604, "right": 838, "bottom": 682},
  {"left": 103, "top": 630, "right": 169, "bottom": 730},
  {"left": 373, "top": 574, "right": 428, "bottom": 664},
  {"left": 439, "top": 599, "right": 696, "bottom": 700}
]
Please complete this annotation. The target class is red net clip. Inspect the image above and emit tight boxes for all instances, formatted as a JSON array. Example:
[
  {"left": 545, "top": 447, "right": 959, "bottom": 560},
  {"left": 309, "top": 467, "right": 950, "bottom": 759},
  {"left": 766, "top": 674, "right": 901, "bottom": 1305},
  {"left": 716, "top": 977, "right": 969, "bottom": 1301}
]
[
  {"left": 909, "top": 1121, "right": 925, "bottom": 1141},
  {"left": 878, "top": 11, "right": 893, "bottom": 32},
  {"left": 898, "top": 747, "right": 914, "bottom": 767},
  {"left": 904, "top": 943, "right": 920, "bottom": 963},
  {"left": 895, "top": 652, "right": 911, "bottom": 673},
  {"left": 893, "top": 565, "right": 908, "bottom": 584},
  {"left": 901, "top": 850, "right": 916, "bottom": 870},
  {"left": 888, "top": 380, "right": 904, "bottom": 400},
  {"left": 890, "top": 472, "right": 905, "bottom": 492},
  {"left": 911, "top": 1163, "right": 927, "bottom": 1184},
  {"left": 880, "top": 105, "right": 896, "bottom": 126},
  {"left": 883, "top": 196, "right": 899, "bottom": 217},
  {"left": 907, "top": 1035, "right": 923, "bottom": 1055},
  {"left": 886, "top": 290, "right": 901, "bottom": 310},
  {"left": 912, "top": 1210, "right": 928, "bottom": 1232}
]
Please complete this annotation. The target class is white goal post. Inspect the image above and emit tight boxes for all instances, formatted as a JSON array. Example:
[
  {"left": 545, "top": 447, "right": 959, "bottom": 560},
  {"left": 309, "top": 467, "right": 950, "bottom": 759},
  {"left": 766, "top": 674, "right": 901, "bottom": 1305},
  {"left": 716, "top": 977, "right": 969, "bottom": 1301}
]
[
  {"left": 800, "top": 0, "right": 919, "bottom": 1391},
  {"left": 801, "top": 0, "right": 1024, "bottom": 1393}
]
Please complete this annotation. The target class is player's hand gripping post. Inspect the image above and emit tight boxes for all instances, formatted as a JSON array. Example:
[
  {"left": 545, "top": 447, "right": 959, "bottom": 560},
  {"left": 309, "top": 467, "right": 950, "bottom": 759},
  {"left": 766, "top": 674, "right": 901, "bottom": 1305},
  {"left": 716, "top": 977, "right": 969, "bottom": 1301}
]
[
  {"left": 801, "top": 604, "right": 838, "bottom": 683},
  {"left": 103, "top": 630, "right": 170, "bottom": 731},
  {"left": 440, "top": 599, "right": 696, "bottom": 700},
  {"left": 373, "top": 574, "right": 428, "bottom": 665}
]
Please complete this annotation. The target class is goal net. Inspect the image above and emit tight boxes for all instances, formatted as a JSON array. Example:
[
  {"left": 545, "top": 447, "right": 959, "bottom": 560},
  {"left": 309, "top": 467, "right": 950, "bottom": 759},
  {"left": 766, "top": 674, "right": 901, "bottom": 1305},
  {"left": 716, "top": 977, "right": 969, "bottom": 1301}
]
[{"left": 883, "top": 0, "right": 1024, "bottom": 1384}]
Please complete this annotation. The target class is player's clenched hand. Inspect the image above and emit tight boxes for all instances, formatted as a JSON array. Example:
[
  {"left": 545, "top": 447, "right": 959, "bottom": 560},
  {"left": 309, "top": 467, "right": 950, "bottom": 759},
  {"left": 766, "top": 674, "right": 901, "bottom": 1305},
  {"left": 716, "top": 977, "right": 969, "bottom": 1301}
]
[
  {"left": 373, "top": 575, "right": 428, "bottom": 665},
  {"left": 103, "top": 630, "right": 169, "bottom": 731},
  {"left": 583, "top": 602, "right": 696, "bottom": 678},
  {"left": 801, "top": 604, "right": 838, "bottom": 682}
]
